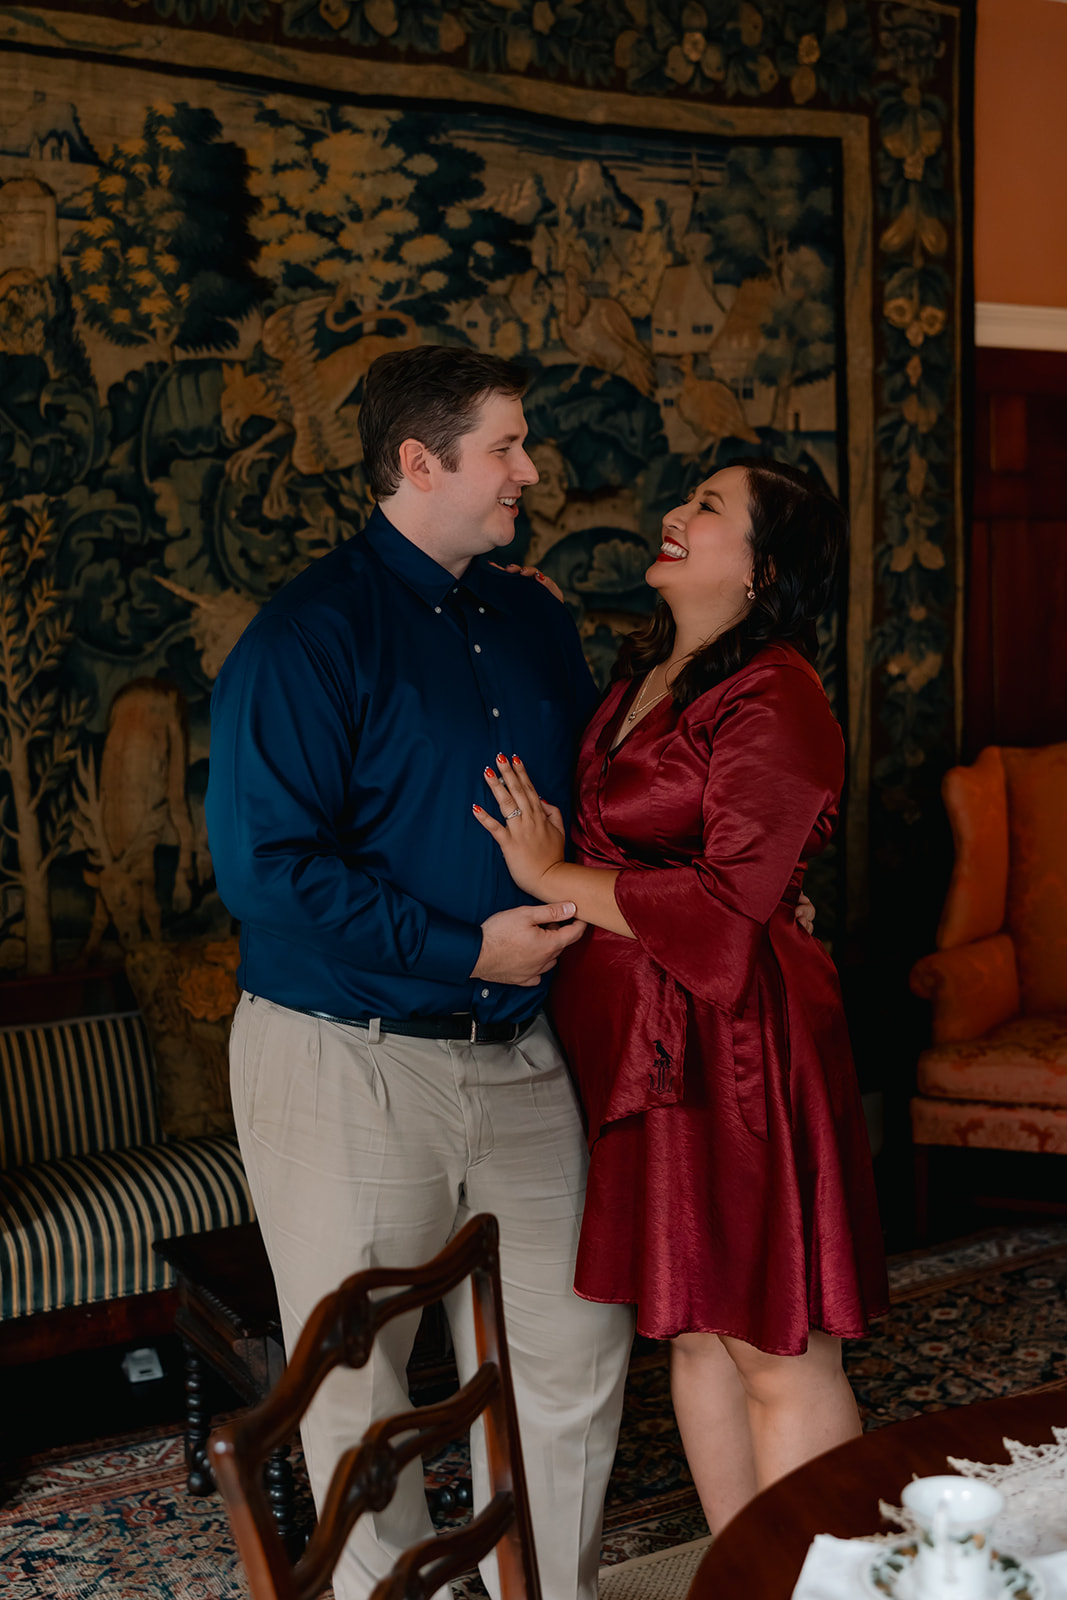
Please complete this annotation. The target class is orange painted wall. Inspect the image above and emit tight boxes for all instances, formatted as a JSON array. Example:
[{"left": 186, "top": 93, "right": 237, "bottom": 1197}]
[{"left": 975, "top": 0, "right": 1067, "bottom": 307}]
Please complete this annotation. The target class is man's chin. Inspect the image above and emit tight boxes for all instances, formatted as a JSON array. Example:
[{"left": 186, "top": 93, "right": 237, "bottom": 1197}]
[
  {"left": 486, "top": 523, "right": 520, "bottom": 553},
  {"left": 451, "top": 529, "right": 515, "bottom": 565}
]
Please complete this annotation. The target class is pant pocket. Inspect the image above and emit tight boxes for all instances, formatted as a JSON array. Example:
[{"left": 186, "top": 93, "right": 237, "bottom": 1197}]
[{"left": 230, "top": 991, "right": 272, "bottom": 1133}]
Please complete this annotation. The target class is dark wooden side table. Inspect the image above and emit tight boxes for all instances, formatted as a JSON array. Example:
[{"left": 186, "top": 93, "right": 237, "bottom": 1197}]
[
  {"left": 154, "top": 1223, "right": 464, "bottom": 1550},
  {"left": 153, "top": 1223, "right": 298, "bottom": 1552}
]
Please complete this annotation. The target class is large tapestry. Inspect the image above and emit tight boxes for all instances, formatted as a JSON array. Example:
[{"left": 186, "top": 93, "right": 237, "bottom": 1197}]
[{"left": 0, "top": 1, "right": 971, "bottom": 983}]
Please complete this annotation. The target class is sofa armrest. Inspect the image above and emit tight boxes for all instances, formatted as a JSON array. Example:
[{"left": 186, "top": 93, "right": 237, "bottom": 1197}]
[{"left": 909, "top": 933, "right": 1020, "bottom": 1044}]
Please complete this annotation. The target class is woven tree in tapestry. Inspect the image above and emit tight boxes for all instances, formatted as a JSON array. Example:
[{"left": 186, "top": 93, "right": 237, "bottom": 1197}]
[
  {"left": 67, "top": 104, "right": 263, "bottom": 365},
  {"left": 691, "top": 146, "right": 836, "bottom": 435},
  {"left": 0, "top": 496, "right": 90, "bottom": 974}
]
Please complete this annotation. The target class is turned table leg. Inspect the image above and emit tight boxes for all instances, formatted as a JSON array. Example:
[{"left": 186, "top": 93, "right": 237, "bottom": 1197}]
[
  {"left": 154, "top": 1228, "right": 317, "bottom": 1553},
  {"left": 266, "top": 1443, "right": 303, "bottom": 1557},
  {"left": 182, "top": 1338, "right": 214, "bottom": 1496}
]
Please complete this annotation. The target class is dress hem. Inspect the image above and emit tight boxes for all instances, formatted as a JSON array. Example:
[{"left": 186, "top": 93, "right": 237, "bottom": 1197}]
[{"left": 572, "top": 1285, "right": 890, "bottom": 1358}]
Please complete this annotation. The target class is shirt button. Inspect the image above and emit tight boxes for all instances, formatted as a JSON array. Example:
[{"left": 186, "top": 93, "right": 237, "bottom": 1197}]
[
  {"left": 481, "top": 988, "right": 490, "bottom": 999},
  {"left": 434, "top": 606, "right": 442, "bottom": 614},
  {"left": 492, "top": 707, "right": 500, "bottom": 717},
  {"left": 478, "top": 607, "right": 485, "bottom": 614},
  {"left": 474, "top": 644, "right": 482, "bottom": 654}
]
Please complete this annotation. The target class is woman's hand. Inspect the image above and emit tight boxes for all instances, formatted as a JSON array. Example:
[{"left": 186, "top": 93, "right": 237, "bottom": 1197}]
[{"left": 473, "top": 754, "right": 568, "bottom": 901}]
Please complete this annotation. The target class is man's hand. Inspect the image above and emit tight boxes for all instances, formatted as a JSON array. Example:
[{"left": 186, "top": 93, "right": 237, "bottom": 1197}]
[
  {"left": 471, "top": 902, "right": 586, "bottom": 988},
  {"left": 796, "top": 892, "right": 816, "bottom": 935}
]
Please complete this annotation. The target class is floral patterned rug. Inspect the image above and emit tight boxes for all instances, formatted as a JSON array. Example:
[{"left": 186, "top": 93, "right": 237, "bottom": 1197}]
[{"left": 2, "top": 1223, "right": 1066, "bottom": 1599}]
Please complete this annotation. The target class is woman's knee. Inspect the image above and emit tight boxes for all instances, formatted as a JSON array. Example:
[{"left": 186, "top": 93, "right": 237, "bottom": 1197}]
[
  {"left": 721, "top": 1329, "right": 844, "bottom": 1403},
  {"left": 671, "top": 1329, "right": 729, "bottom": 1362}
]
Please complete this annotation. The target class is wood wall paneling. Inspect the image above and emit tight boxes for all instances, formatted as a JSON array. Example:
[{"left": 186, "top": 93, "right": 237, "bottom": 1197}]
[{"left": 967, "top": 350, "right": 1067, "bottom": 754}]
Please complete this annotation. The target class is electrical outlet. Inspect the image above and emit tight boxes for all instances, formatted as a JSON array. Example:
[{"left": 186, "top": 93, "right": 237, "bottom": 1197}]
[{"left": 121, "top": 1346, "right": 165, "bottom": 1383}]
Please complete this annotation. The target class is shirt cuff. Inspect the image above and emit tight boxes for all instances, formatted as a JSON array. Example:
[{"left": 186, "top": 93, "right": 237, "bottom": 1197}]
[{"left": 419, "top": 911, "right": 486, "bottom": 987}]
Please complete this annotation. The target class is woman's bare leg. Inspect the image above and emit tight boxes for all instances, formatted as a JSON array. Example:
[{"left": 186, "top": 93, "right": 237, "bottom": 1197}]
[
  {"left": 670, "top": 1328, "right": 861, "bottom": 1530},
  {"left": 720, "top": 1329, "right": 862, "bottom": 1490},
  {"left": 669, "top": 1331, "right": 758, "bottom": 1533}
]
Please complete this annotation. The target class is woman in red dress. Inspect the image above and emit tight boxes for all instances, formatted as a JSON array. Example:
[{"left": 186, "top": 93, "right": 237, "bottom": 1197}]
[{"left": 474, "top": 458, "right": 888, "bottom": 1533}]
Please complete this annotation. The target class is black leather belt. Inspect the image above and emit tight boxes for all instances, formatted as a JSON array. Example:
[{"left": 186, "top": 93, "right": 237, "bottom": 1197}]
[{"left": 288, "top": 1007, "right": 524, "bottom": 1045}]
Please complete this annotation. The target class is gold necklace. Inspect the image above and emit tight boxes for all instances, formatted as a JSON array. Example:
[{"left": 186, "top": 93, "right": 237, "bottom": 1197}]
[{"left": 626, "top": 665, "right": 674, "bottom": 723}]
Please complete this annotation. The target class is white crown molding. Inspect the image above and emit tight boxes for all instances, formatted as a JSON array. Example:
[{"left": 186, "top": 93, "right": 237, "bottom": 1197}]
[{"left": 975, "top": 302, "right": 1067, "bottom": 350}]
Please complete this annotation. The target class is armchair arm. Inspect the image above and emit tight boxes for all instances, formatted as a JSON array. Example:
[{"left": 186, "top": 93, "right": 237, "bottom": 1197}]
[{"left": 909, "top": 933, "right": 1020, "bottom": 1045}]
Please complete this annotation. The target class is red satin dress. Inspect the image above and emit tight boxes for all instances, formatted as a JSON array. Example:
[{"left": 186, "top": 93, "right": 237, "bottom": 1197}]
[{"left": 550, "top": 643, "right": 888, "bottom": 1355}]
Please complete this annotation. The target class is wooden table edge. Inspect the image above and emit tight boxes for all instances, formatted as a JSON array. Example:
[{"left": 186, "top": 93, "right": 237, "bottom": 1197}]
[{"left": 688, "top": 1383, "right": 1067, "bottom": 1598}]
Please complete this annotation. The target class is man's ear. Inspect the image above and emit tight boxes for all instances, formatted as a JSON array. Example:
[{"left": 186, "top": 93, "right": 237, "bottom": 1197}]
[{"left": 397, "top": 437, "right": 435, "bottom": 493}]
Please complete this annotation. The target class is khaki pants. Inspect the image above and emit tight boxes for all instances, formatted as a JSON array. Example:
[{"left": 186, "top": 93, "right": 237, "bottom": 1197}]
[{"left": 229, "top": 994, "right": 633, "bottom": 1600}]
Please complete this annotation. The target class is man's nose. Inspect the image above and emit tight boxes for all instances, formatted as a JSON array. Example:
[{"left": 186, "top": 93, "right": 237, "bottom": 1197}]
[{"left": 516, "top": 449, "right": 540, "bottom": 486}]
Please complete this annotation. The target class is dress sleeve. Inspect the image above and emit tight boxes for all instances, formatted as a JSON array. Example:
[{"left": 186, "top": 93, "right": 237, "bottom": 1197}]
[
  {"left": 613, "top": 661, "right": 843, "bottom": 1016},
  {"left": 206, "top": 613, "right": 483, "bottom": 984}
]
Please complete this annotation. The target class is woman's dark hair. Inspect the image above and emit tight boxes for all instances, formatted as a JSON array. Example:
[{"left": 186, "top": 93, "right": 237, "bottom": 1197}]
[
  {"left": 615, "top": 457, "right": 847, "bottom": 708},
  {"left": 359, "top": 345, "right": 528, "bottom": 501}
]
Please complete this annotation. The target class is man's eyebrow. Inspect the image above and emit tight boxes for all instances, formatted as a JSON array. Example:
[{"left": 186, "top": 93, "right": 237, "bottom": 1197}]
[{"left": 489, "top": 432, "right": 525, "bottom": 446}]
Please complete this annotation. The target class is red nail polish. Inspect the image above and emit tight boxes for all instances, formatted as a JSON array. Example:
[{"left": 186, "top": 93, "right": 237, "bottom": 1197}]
[
  {"left": 513, "top": 754, "right": 524, "bottom": 767},
  {"left": 473, "top": 804, "right": 484, "bottom": 813},
  {"left": 496, "top": 752, "right": 506, "bottom": 764}
]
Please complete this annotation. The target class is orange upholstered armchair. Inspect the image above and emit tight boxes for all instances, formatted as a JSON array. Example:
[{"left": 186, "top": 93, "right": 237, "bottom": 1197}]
[{"left": 909, "top": 743, "right": 1067, "bottom": 1234}]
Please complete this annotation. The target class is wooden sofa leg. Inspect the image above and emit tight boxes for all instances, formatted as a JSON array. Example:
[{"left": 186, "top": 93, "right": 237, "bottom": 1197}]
[{"left": 914, "top": 1145, "right": 931, "bottom": 1244}]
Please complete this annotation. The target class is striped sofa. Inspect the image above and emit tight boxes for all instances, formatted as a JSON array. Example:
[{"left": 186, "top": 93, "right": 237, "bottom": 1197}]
[{"left": 0, "top": 1007, "right": 254, "bottom": 1363}]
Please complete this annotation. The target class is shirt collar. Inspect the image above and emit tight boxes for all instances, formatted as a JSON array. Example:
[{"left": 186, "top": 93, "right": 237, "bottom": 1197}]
[{"left": 360, "top": 506, "right": 503, "bottom": 612}]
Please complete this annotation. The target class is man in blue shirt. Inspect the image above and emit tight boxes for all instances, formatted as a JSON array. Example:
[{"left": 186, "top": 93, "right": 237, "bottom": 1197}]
[{"left": 206, "top": 347, "right": 634, "bottom": 1600}]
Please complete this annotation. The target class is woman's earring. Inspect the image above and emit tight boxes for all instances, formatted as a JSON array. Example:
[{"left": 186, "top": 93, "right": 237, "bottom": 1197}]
[{"left": 746, "top": 585, "right": 756, "bottom": 600}]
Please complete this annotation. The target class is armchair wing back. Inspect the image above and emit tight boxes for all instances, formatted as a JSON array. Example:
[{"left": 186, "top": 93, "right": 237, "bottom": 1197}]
[
  {"left": 912, "top": 743, "right": 1067, "bottom": 1042},
  {"left": 936, "top": 745, "right": 1009, "bottom": 951},
  {"left": 912, "top": 747, "right": 1018, "bottom": 1045},
  {"left": 1002, "top": 744, "right": 1067, "bottom": 1015},
  {"left": 908, "top": 741, "right": 1067, "bottom": 1234}
]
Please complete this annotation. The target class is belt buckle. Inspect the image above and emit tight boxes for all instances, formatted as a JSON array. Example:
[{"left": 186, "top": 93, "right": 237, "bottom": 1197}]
[{"left": 468, "top": 1019, "right": 521, "bottom": 1045}]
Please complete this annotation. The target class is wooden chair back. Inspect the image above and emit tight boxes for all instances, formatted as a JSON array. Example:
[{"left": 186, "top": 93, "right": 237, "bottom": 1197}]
[{"left": 208, "top": 1213, "right": 541, "bottom": 1600}]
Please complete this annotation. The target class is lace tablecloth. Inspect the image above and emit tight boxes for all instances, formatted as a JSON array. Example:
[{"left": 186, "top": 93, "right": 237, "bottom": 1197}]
[
  {"left": 879, "top": 1425, "right": 1067, "bottom": 1561},
  {"left": 792, "top": 1427, "right": 1067, "bottom": 1598}
]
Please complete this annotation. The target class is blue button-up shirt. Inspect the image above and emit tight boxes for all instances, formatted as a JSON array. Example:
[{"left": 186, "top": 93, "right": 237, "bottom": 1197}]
[{"left": 205, "top": 507, "right": 599, "bottom": 1025}]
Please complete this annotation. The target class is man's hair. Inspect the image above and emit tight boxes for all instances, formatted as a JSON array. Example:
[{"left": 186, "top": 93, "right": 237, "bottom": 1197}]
[{"left": 359, "top": 345, "right": 529, "bottom": 502}]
